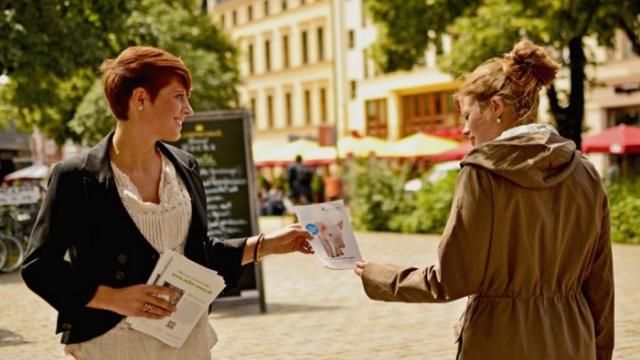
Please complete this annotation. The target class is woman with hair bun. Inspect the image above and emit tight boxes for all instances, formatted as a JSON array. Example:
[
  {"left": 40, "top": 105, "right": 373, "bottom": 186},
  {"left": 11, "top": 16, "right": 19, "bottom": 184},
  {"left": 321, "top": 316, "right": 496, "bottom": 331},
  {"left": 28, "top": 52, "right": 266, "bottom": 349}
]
[{"left": 355, "top": 40, "right": 613, "bottom": 360}]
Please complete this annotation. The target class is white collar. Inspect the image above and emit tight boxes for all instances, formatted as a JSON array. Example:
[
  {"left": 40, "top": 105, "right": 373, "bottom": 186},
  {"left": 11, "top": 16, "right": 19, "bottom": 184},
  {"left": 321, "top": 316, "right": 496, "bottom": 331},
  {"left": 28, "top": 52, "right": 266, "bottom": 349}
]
[{"left": 496, "top": 123, "right": 559, "bottom": 141}]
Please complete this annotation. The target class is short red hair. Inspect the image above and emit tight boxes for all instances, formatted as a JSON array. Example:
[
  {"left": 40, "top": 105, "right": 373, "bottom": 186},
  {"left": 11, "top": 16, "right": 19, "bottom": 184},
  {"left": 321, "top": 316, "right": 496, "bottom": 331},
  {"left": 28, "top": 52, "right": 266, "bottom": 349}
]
[{"left": 100, "top": 46, "right": 192, "bottom": 120}]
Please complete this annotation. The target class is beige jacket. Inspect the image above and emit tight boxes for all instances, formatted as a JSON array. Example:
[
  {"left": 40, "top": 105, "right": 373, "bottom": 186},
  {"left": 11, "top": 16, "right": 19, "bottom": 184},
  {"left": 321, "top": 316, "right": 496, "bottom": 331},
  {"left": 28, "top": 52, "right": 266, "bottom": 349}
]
[{"left": 362, "top": 131, "right": 614, "bottom": 360}]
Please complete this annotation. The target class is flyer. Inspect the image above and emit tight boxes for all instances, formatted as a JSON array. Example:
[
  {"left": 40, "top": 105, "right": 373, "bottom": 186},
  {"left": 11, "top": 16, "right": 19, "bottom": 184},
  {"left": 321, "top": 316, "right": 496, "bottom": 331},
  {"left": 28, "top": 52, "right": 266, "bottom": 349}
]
[
  {"left": 127, "top": 249, "right": 226, "bottom": 348},
  {"left": 294, "top": 200, "right": 363, "bottom": 270}
]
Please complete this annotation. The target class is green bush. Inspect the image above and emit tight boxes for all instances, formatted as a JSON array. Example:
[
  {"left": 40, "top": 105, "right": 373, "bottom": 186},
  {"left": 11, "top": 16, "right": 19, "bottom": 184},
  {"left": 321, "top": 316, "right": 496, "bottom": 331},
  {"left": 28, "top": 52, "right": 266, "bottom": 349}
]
[
  {"left": 608, "top": 178, "right": 640, "bottom": 244},
  {"left": 343, "top": 159, "right": 458, "bottom": 233},
  {"left": 390, "top": 170, "right": 458, "bottom": 234},
  {"left": 343, "top": 158, "right": 411, "bottom": 231}
]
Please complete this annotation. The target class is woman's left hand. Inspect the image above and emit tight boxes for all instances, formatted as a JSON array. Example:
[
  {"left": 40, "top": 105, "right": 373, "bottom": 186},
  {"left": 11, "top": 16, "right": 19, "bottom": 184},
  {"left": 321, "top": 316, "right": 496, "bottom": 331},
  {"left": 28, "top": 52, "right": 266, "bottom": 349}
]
[
  {"left": 354, "top": 261, "right": 367, "bottom": 277},
  {"left": 262, "top": 223, "right": 314, "bottom": 256}
]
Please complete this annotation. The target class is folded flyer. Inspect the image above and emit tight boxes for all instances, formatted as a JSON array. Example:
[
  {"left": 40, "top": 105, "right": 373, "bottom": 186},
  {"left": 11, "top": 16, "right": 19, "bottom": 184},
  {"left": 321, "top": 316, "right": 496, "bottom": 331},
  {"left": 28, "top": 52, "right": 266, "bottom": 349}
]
[
  {"left": 127, "top": 249, "right": 226, "bottom": 348},
  {"left": 294, "top": 200, "right": 363, "bottom": 270}
]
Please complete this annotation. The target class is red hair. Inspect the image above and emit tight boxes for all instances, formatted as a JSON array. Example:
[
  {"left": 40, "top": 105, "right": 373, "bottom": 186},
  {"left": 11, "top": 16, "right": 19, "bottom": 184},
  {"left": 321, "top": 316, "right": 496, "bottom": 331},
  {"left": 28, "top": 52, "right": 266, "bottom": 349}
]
[{"left": 100, "top": 46, "right": 192, "bottom": 120}]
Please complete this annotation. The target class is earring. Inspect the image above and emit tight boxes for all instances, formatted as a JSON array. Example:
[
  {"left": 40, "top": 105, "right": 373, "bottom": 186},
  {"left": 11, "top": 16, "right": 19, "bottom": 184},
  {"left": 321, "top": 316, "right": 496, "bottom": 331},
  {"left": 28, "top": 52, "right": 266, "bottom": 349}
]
[
  {"left": 137, "top": 105, "right": 144, "bottom": 111},
  {"left": 496, "top": 117, "right": 502, "bottom": 124}
]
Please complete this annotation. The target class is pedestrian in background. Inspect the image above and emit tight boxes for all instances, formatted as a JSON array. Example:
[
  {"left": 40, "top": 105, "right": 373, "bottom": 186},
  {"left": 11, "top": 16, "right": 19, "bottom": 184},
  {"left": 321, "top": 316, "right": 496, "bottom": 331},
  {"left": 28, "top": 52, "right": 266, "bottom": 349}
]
[
  {"left": 22, "top": 46, "right": 313, "bottom": 360},
  {"left": 287, "top": 154, "right": 313, "bottom": 204},
  {"left": 355, "top": 40, "right": 613, "bottom": 360}
]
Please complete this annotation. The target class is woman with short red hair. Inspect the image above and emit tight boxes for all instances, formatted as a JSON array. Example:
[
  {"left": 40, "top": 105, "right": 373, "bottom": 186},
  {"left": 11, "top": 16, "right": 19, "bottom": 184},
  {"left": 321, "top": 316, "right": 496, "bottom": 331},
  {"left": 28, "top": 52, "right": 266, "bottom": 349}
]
[{"left": 22, "top": 46, "right": 314, "bottom": 359}]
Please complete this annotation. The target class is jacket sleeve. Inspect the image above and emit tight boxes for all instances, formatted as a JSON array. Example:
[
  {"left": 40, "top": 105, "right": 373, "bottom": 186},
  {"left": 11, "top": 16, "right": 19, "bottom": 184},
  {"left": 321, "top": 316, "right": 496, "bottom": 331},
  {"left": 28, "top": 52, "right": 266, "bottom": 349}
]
[
  {"left": 21, "top": 163, "right": 98, "bottom": 315},
  {"left": 190, "top": 156, "right": 248, "bottom": 290},
  {"left": 582, "top": 195, "right": 614, "bottom": 360},
  {"left": 361, "top": 166, "right": 493, "bottom": 303}
]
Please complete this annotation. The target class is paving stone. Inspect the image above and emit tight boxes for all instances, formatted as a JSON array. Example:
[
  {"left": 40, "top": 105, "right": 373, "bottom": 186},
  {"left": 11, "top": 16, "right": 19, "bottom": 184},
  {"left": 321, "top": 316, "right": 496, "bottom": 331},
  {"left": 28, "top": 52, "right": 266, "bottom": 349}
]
[{"left": 1, "top": 232, "right": 638, "bottom": 359}]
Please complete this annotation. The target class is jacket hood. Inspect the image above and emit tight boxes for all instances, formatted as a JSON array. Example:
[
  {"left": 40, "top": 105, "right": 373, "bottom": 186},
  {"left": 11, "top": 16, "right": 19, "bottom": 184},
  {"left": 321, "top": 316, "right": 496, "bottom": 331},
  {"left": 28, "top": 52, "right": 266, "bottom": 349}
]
[{"left": 461, "top": 130, "right": 579, "bottom": 189}]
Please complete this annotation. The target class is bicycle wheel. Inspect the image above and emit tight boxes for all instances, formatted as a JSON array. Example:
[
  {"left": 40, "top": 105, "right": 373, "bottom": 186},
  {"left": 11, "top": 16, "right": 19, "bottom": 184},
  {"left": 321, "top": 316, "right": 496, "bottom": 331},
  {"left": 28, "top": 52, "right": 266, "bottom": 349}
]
[
  {"left": 0, "top": 234, "right": 25, "bottom": 273},
  {"left": 0, "top": 239, "right": 7, "bottom": 271}
]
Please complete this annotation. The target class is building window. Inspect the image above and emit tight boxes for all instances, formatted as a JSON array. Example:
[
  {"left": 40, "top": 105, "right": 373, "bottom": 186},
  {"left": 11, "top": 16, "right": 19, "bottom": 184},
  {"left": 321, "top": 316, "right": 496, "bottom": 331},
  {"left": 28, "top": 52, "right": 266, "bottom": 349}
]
[
  {"left": 282, "top": 0, "right": 288, "bottom": 10},
  {"left": 301, "top": 30, "right": 309, "bottom": 64},
  {"left": 267, "top": 95, "right": 274, "bottom": 128},
  {"left": 248, "top": 44, "right": 255, "bottom": 74},
  {"left": 361, "top": 3, "right": 367, "bottom": 27},
  {"left": 300, "top": 0, "right": 306, "bottom": 4},
  {"left": 400, "top": 90, "right": 457, "bottom": 136},
  {"left": 220, "top": 14, "right": 225, "bottom": 28},
  {"left": 282, "top": 35, "right": 290, "bottom": 68},
  {"left": 248, "top": 5, "right": 253, "bottom": 21},
  {"left": 365, "top": 99, "right": 388, "bottom": 138},
  {"left": 320, "top": 88, "right": 327, "bottom": 123},
  {"left": 317, "top": 27, "right": 325, "bottom": 61},
  {"left": 363, "top": 48, "right": 369, "bottom": 79},
  {"left": 265, "top": 39, "right": 271, "bottom": 71},
  {"left": 285, "top": 92, "right": 293, "bottom": 126},
  {"left": 232, "top": 10, "right": 237, "bottom": 26},
  {"left": 264, "top": 0, "right": 269, "bottom": 16},
  {"left": 304, "top": 90, "right": 312, "bottom": 124},
  {"left": 348, "top": 30, "right": 355, "bottom": 49},
  {"left": 250, "top": 97, "right": 257, "bottom": 122},
  {"left": 350, "top": 80, "right": 357, "bottom": 99}
]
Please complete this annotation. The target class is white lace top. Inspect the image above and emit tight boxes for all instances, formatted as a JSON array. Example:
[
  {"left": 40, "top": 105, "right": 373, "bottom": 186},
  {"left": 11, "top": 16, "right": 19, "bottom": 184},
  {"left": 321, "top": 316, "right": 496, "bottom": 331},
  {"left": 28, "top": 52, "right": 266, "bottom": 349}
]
[
  {"left": 111, "top": 153, "right": 192, "bottom": 254},
  {"left": 64, "top": 153, "right": 217, "bottom": 360}
]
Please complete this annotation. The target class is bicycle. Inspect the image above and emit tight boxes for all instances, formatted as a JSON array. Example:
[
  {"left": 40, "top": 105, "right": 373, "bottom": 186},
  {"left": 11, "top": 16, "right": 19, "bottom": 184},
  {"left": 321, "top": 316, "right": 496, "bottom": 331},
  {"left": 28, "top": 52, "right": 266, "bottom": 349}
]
[
  {"left": 0, "top": 233, "right": 24, "bottom": 273},
  {"left": 0, "top": 203, "right": 38, "bottom": 273},
  {"left": 0, "top": 238, "right": 6, "bottom": 270}
]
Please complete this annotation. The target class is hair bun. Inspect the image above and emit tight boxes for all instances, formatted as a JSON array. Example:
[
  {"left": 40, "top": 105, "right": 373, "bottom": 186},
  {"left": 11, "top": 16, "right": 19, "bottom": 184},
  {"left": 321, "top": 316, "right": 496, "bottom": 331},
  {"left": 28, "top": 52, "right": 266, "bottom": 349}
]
[{"left": 503, "top": 40, "right": 559, "bottom": 90}]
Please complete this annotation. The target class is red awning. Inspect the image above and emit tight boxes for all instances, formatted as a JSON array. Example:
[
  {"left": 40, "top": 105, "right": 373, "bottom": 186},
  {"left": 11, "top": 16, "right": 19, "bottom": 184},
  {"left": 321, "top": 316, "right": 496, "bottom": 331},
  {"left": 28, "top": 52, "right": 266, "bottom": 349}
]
[{"left": 582, "top": 124, "right": 640, "bottom": 154}]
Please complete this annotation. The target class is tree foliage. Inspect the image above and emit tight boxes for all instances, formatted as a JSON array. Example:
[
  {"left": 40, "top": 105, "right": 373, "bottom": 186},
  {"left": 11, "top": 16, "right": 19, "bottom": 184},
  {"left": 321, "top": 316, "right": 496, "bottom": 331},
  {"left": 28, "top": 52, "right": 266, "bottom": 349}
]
[
  {"left": 1, "top": 0, "right": 240, "bottom": 146},
  {"left": 366, "top": 0, "right": 640, "bottom": 148},
  {"left": 0, "top": 0, "right": 134, "bottom": 143}
]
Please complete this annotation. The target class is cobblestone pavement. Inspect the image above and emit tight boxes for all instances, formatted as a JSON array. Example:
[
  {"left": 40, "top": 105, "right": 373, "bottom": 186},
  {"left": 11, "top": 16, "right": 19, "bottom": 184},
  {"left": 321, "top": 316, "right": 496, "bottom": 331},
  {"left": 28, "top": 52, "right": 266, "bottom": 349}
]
[{"left": 1, "top": 232, "right": 639, "bottom": 359}]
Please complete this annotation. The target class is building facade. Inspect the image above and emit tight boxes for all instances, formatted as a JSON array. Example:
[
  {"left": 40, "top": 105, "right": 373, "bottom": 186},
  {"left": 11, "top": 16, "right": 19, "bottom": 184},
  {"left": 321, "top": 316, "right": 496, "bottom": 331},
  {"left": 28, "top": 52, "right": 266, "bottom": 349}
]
[
  {"left": 212, "top": 0, "right": 639, "bottom": 176},
  {"left": 211, "top": 0, "right": 336, "bottom": 146},
  {"left": 582, "top": 31, "right": 640, "bottom": 174},
  {"left": 338, "top": 0, "right": 461, "bottom": 141}
]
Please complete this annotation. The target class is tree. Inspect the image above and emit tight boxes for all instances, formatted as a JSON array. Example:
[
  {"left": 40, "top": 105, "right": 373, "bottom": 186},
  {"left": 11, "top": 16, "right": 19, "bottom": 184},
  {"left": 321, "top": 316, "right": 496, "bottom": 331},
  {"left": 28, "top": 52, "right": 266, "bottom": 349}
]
[
  {"left": 69, "top": 0, "right": 240, "bottom": 146},
  {"left": 1, "top": 0, "right": 240, "bottom": 146},
  {"left": 366, "top": 0, "right": 640, "bottom": 149},
  {"left": 0, "top": 0, "right": 135, "bottom": 144}
]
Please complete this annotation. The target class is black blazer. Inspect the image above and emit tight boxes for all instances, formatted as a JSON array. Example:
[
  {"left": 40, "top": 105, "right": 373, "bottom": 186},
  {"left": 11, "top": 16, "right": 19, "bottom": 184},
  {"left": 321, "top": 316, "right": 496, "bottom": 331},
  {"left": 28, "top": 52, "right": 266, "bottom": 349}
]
[{"left": 21, "top": 132, "right": 247, "bottom": 344}]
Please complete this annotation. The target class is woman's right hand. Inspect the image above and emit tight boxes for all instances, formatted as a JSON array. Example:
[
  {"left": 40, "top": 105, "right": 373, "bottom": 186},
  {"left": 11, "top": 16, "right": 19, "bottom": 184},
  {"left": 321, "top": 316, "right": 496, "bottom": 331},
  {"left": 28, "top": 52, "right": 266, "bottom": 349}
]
[{"left": 87, "top": 284, "right": 179, "bottom": 319}]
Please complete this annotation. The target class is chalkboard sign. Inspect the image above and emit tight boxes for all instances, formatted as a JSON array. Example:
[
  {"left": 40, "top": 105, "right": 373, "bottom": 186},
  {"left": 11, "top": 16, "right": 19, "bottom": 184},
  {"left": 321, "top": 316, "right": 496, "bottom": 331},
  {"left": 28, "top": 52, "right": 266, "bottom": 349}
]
[{"left": 177, "top": 110, "right": 265, "bottom": 312}]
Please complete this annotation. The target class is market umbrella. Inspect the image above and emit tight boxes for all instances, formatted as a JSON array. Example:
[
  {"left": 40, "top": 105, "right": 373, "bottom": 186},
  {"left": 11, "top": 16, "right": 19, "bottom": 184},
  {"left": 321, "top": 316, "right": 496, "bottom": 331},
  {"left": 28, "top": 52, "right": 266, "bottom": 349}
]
[
  {"left": 3, "top": 163, "right": 50, "bottom": 182},
  {"left": 582, "top": 124, "right": 640, "bottom": 179},
  {"left": 337, "top": 135, "right": 390, "bottom": 158},
  {"left": 252, "top": 138, "right": 288, "bottom": 164},
  {"left": 582, "top": 124, "right": 640, "bottom": 154},
  {"left": 254, "top": 139, "right": 336, "bottom": 167},
  {"left": 385, "top": 132, "right": 459, "bottom": 159}
]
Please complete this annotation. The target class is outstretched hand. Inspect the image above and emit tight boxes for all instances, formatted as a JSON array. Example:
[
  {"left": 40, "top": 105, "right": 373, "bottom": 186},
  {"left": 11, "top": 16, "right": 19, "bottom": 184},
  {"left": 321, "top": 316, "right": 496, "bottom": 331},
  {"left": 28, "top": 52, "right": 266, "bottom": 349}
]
[
  {"left": 354, "top": 261, "right": 367, "bottom": 277},
  {"left": 263, "top": 223, "right": 314, "bottom": 256}
]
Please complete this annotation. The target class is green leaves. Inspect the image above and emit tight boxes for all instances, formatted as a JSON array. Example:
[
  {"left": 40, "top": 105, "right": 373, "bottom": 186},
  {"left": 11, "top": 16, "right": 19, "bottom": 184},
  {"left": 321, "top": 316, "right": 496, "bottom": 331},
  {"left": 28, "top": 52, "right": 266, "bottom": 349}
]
[
  {"left": 343, "top": 158, "right": 411, "bottom": 231},
  {"left": 343, "top": 158, "right": 458, "bottom": 234},
  {"left": 2, "top": 0, "right": 240, "bottom": 146},
  {"left": 607, "top": 178, "right": 640, "bottom": 244}
]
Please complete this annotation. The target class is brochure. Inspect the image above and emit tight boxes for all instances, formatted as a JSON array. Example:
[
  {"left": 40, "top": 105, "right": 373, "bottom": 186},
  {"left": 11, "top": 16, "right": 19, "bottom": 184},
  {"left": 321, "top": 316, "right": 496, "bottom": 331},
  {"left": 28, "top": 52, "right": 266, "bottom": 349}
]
[
  {"left": 127, "top": 249, "right": 226, "bottom": 348},
  {"left": 294, "top": 200, "right": 363, "bottom": 270}
]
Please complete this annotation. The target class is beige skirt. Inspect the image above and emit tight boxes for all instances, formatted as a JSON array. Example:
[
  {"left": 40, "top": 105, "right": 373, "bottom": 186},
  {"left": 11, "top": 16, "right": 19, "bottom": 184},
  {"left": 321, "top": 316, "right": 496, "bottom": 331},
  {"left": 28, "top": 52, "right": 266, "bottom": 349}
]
[{"left": 64, "top": 314, "right": 217, "bottom": 360}]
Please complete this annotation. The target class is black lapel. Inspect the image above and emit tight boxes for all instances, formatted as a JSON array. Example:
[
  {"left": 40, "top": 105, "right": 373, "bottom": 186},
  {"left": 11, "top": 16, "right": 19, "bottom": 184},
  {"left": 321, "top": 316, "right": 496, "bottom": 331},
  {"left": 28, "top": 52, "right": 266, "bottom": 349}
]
[
  {"left": 156, "top": 142, "right": 209, "bottom": 263},
  {"left": 82, "top": 131, "right": 158, "bottom": 256}
]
